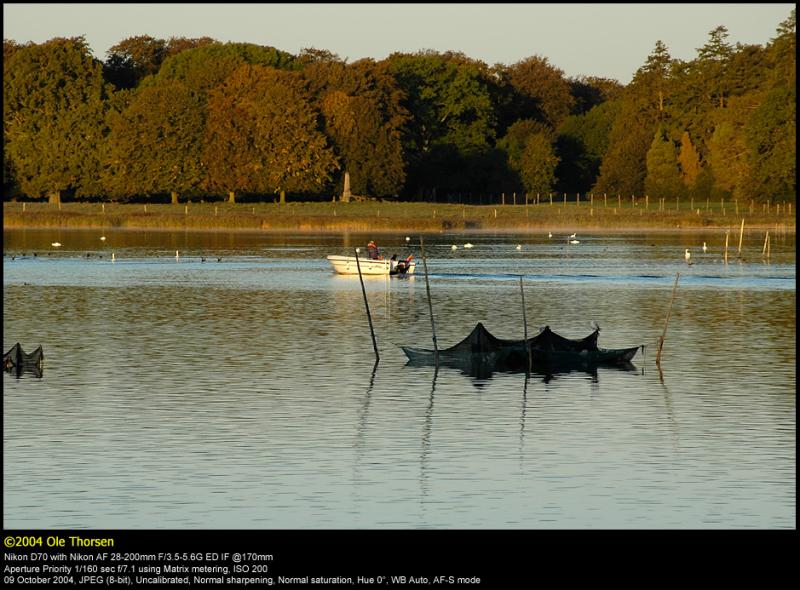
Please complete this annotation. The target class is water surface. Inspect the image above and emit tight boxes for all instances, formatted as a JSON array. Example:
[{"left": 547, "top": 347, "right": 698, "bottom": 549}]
[{"left": 3, "top": 229, "right": 795, "bottom": 528}]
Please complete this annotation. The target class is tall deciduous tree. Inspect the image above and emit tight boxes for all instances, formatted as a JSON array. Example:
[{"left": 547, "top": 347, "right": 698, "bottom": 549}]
[
  {"left": 497, "top": 120, "right": 558, "bottom": 194},
  {"left": 103, "top": 80, "right": 206, "bottom": 202},
  {"left": 593, "top": 42, "right": 674, "bottom": 196},
  {"left": 320, "top": 90, "right": 405, "bottom": 198},
  {"left": 677, "top": 131, "right": 702, "bottom": 195},
  {"left": 744, "top": 86, "right": 796, "bottom": 202},
  {"left": 569, "top": 76, "right": 624, "bottom": 115},
  {"left": 203, "top": 65, "right": 338, "bottom": 202},
  {"left": 104, "top": 35, "right": 167, "bottom": 90},
  {"left": 503, "top": 55, "right": 575, "bottom": 128},
  {"left": 4, "top": 36, "right": 111, "bottom": 202},
  {"left": 385, "top": 51, "right": 497, "bottom": 198},
  {"left": 304, "top": 58, "right": 408, "bottom": 199},
  {"left": 518, "top": 134, "right": 559, "bottom": 195},
  {"left": 103, "top": 35, "right": 219, "bottom": 90},
  {"left": 645, "top": 129, "right": 684, "bottom": 198},
  {"left": 708, "top": 121, "right": 750, "bottom": 199},
  {"left": 555, "top": 101, "right": 619, "bottom": 193},
  {"left": 151, "top": 42, "right": 298, "bottom": 98}
]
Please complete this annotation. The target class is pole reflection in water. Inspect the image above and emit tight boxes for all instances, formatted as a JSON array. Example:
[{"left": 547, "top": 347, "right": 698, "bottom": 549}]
[
  {"left": 352, "top": 360, "right": 380, "bottom": 493},
  {"left": 419, "top": 366, "right": 439, "bottom": 508}
]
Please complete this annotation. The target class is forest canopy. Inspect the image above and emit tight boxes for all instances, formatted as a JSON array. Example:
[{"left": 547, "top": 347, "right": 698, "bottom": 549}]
[{"left": 3, "top": 9, "right": 795, "bottom": 204}]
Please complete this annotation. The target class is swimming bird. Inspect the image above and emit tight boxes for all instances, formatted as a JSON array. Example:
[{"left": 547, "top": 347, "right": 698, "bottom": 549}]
[
  {"left": 216, "top": 257, "right": 222, "bottom": 263},
  {"left": 51, "top": 242, "right": 62, "bottom": 247},
  {"left": 684, "top": 249, "right": 692, "bottom": 264},
  {"left": 201, "top": 257, "right": 207, "bottom": 263},
  {"left": 569, "top": 233, "right": 576, "bottom": 239},
  {"left": 548, "top": 232, "right": 552, "bottom": 238},
  {"left": 100, "top": 236, "right": 106, "bottom": 241},
  {"left": 111, "top": 252, "right": 115, "bottom": 262},
  {"left": 702, "top": 242, "right": 707, "bottom": 252},
  {"left": 175, "top": 250, "right": 179, "bottom": 260},
  {"left": 590, "top": 320, "right": 601, "bottom": 332},
  {"left": 464, "top": 243, "right": 474, "bottom": 249},
  {"left": 569, "top": 239, "right": 580, "bottom": 245},
  {"left": 405, "top": 236, "right": 411, "bottom": 243},
  {"left": 451, "top": 245, "right": 458, "bottom": 250},
  {"left": 516, "top": 244, "right": 522, "bottom": 250}
]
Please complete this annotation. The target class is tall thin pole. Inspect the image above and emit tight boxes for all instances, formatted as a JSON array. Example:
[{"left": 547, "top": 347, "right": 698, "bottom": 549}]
[
  {"left": 738, "top": 218, "right": 745, "bottom": 255},
  {"left": 354, "top": 249, "right": 379, "bottom": 362},
  {"left": 656, "top": 272, "right": 680, "bottom": 366},
  {"left": 419, "top": 237, "right": 439, "bottom": 365},
  {"left": 724, "top": 231, "right": 729, "bottom": 265},
  {"left": 519, "top": 276, "right": 531, "bottom": 373}
]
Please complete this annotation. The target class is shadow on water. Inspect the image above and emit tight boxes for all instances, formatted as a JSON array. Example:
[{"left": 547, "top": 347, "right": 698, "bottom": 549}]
[
  {"left": 3, "top": 365, "right": 44, "bottom": 379},
  {"left": 404, "top": 355, "right": 638, "bottom": 385}
]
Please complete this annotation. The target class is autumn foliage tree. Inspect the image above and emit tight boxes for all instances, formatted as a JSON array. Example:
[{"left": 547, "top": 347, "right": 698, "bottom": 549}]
[
  {"left": 103, "top": 80, "right": 206, "bottom": 202},
  {"left": 303, "top": 58, "right": 408, "bottom": 199},
  {"left": 203, "top": 65, "right": 338, "bottom": 202},
  {"left": 3, "top": 36, "right": 111, "bottom": 203},
  {"left": 2, "top": 9, "right": 795, "bottom": 206}
]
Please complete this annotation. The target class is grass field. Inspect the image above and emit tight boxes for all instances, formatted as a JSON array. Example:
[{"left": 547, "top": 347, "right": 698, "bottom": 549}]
[{"left": 3, "top": 198, "right": 795, "bottom": 233}]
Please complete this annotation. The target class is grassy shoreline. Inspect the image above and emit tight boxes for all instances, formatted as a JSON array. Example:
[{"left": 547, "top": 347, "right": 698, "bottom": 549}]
[{"left": 3, "top": 201, "right": 795, "bottom": 234}]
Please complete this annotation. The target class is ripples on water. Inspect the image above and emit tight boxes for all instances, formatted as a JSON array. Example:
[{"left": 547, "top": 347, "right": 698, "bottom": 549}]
[{"left": 3, "top": 230, "right": 795, "bottom": 528}]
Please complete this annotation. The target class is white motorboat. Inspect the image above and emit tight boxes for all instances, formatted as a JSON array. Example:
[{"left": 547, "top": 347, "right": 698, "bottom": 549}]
[{"left": 326, "top": 255, "right": 416, "bottom": 275}]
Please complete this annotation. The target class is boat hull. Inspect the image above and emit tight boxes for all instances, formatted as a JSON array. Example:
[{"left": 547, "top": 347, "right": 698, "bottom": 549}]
[{"left": 326, "top": 255, "right": 416, "bottom": 275}]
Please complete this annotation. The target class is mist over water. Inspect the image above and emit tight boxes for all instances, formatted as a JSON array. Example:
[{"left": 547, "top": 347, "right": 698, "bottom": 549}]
[{"left": 3, "top": 229, "right": 795, "bottom": 528}]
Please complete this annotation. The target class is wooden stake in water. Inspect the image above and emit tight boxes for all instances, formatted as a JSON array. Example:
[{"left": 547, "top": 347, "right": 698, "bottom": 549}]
[
  {"left": 724, "top": 231, "right": 729, "bottom": 264},
  {"left": 762, "top": 232, "right": 769, "bottom": 256},
  {"left": 354, "top": 249, "right": 379, "bottom": 363},
  {"left": 419, "top": 237, "right": 439, "bottom": 365},
  {"left": 656, "top": 272, "right": 680, "bottom": 366},
  {"left": 519, "top": 277, "right": 531, "bottom": 373},
  {"left": 738, "top": 218, "right": 745, "bottom": 255}
]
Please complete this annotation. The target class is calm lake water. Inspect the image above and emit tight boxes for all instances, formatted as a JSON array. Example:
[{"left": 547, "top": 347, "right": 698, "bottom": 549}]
[{"left": 3, "top": 228, "right": 795, "bottom": 529}]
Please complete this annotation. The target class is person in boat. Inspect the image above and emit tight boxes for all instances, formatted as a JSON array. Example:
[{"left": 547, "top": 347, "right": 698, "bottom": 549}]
[
  {"left": 367, "top": 240, "right": 382, "bottom": 260},
  {"left": 393, "top": 254, "right": 414, "bottom": 274}
]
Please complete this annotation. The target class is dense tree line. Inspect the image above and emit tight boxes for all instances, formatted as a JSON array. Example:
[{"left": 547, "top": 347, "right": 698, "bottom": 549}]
[{"left": 3, "top": 10, "right": 795, "bottom": 204}]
